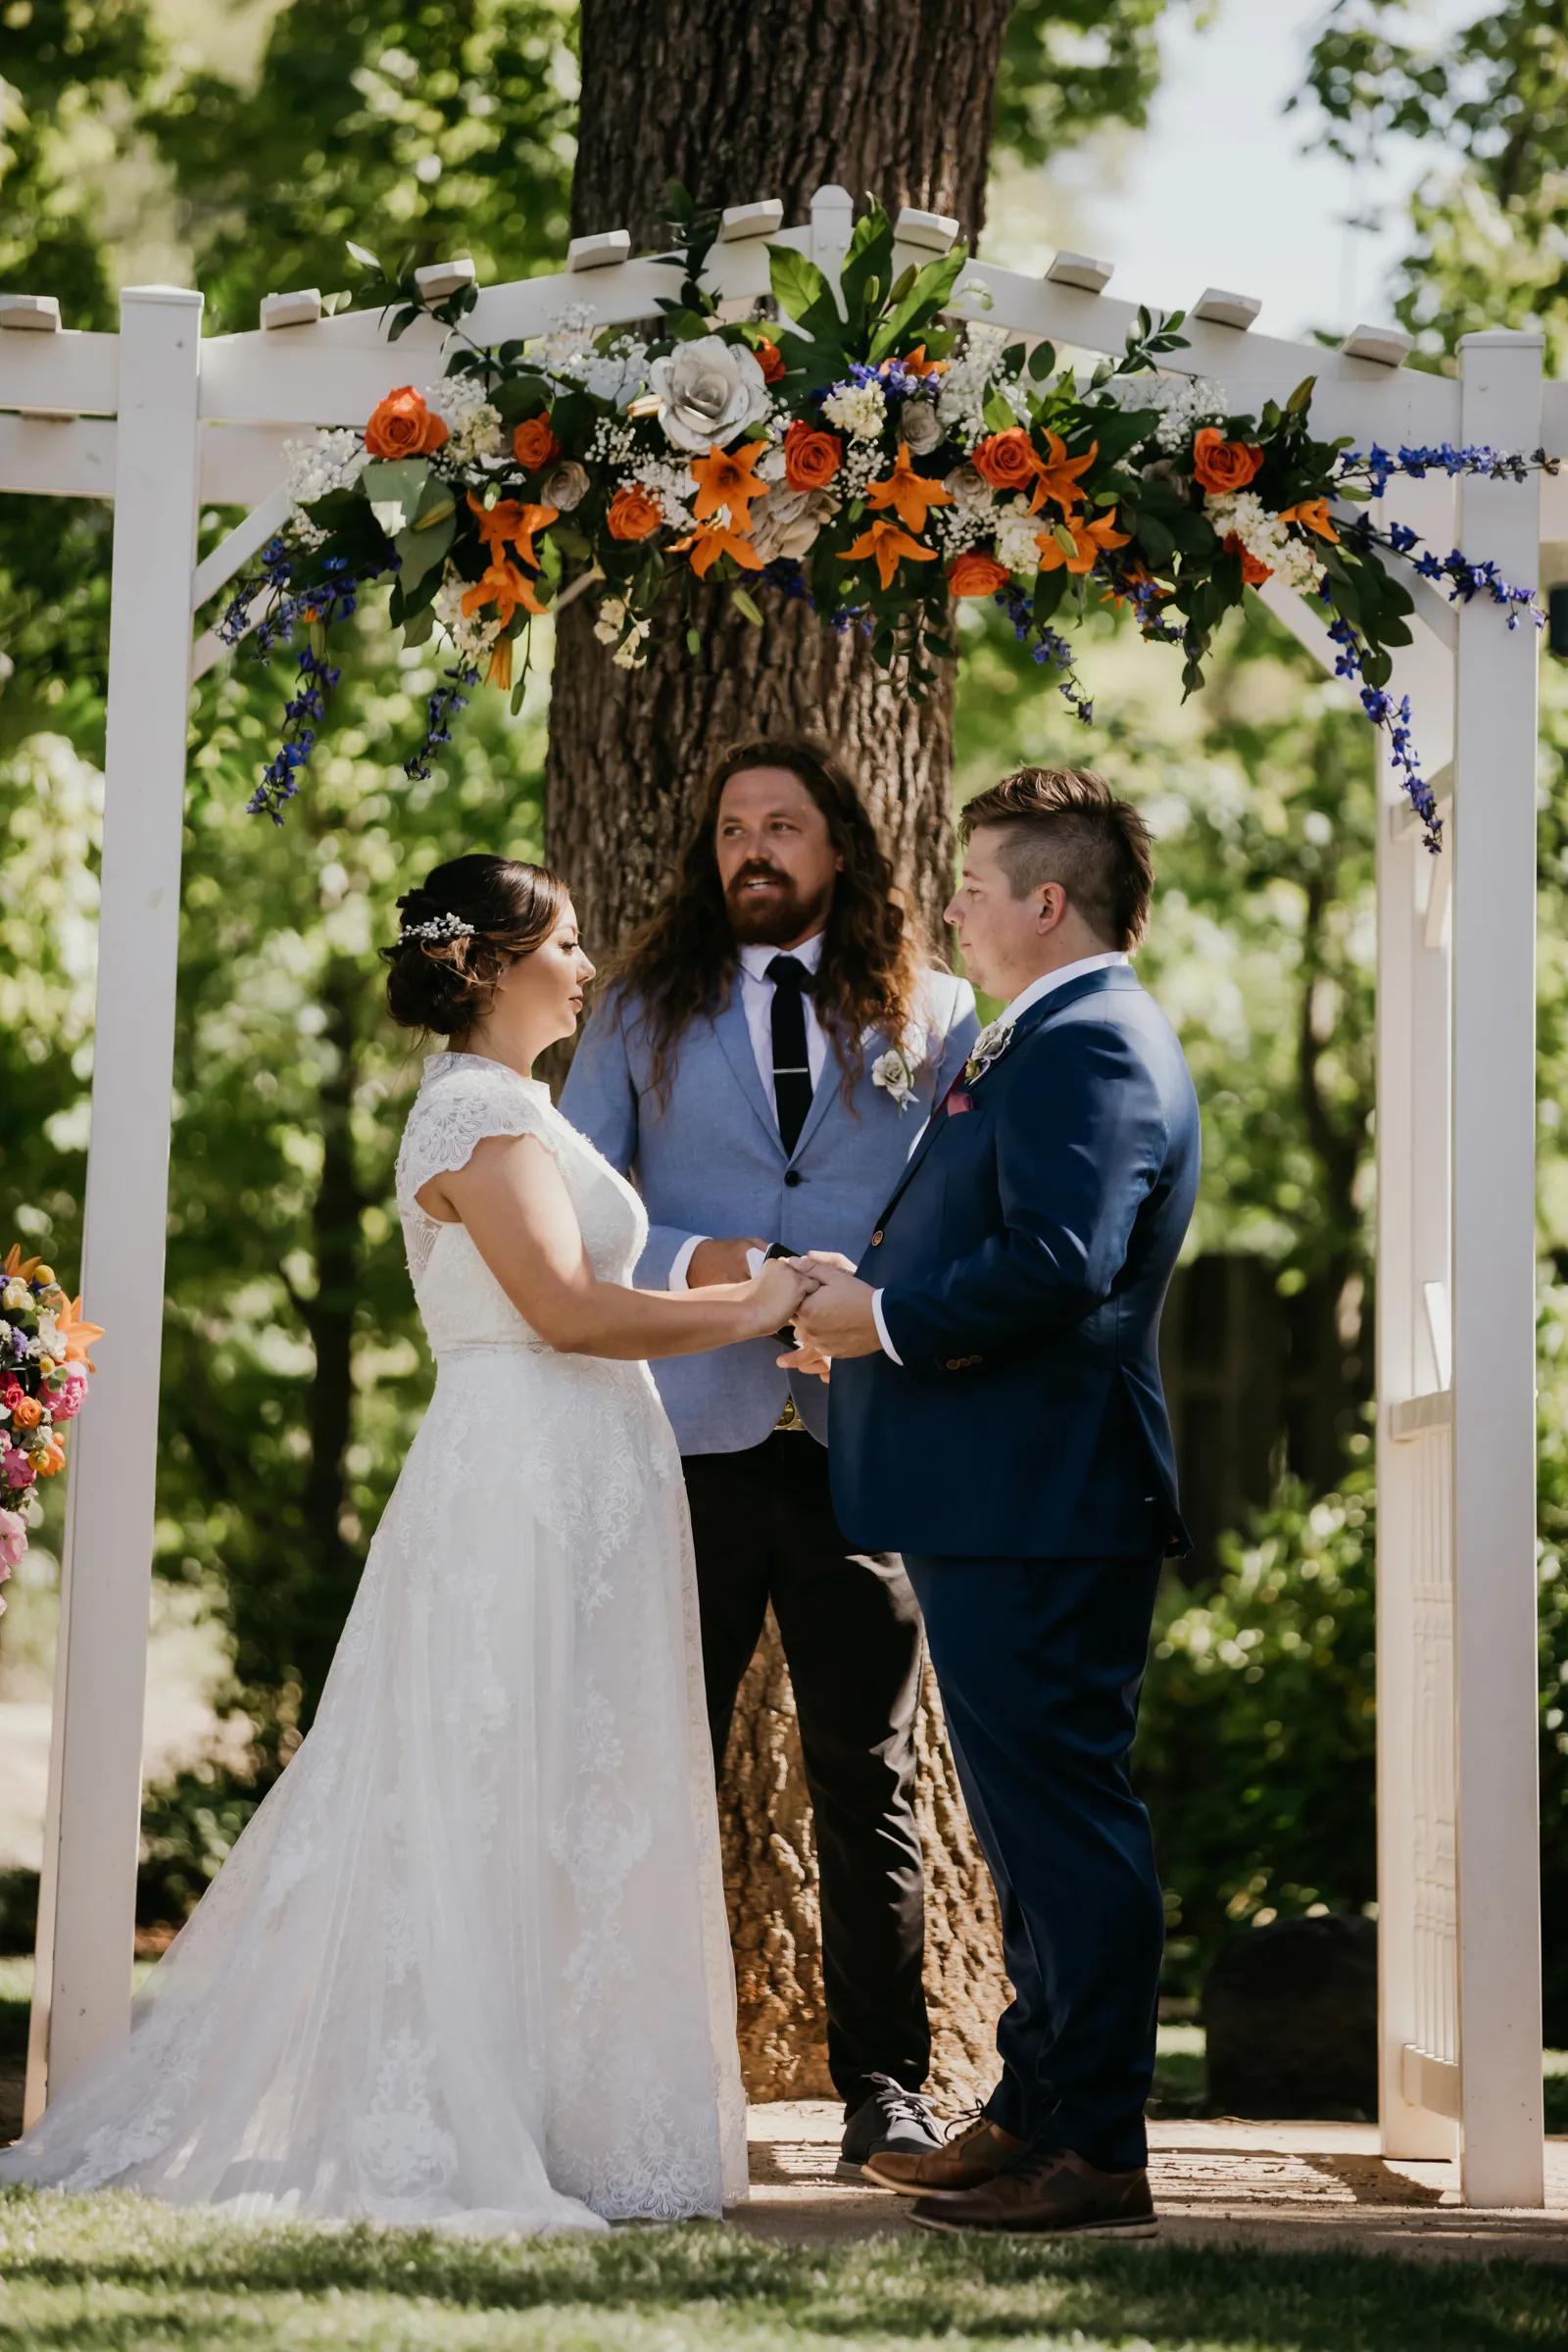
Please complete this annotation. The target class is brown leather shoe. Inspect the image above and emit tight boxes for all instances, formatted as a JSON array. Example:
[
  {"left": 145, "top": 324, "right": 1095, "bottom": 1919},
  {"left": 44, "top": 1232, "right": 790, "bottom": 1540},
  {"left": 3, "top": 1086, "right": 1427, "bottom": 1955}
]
[
  {"left": 910, "top": 2146, "right": 1156, "bottom": 2236},
  {"left": 863, "top": 2112, "right": 1029, "bottom": 2196}
]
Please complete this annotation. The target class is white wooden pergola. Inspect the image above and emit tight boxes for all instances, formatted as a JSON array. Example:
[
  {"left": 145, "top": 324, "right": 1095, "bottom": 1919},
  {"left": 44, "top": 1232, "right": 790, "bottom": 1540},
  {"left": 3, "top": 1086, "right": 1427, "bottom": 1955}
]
[{"left": 0, "top": 187, "right": 1555, "bottom": 2204}]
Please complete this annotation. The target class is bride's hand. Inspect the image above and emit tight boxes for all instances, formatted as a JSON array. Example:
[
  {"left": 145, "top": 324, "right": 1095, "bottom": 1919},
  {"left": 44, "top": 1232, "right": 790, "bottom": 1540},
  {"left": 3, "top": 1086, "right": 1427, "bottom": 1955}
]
[{"left": 742, "top": 1257, "right": 810, "bottom": 1340}]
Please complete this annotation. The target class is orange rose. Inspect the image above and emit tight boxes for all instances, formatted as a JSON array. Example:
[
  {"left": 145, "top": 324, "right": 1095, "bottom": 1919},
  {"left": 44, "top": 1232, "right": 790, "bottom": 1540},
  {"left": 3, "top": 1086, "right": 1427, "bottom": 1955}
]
[
  {"left": 512, "top": 414, "right": 561, "bottom": 471},
  {"left": 948, "top": 551, "right": 1010, "bottom": 599},
  {"left": 783, "top": 419, "right": 843, "bottom": 492},
  {"left": 10, "top": 1396, "right": 42, "bottom": 1430},
  {"left": 1223, "top": 531, "right": 1273, "bottom": 587},
  {"left": 364, "top": 386, "right": 449, "bottom": 461},
  {"left": 755, "top": 338, "right": 787, "bottom": 385},
  {"left": 608, "top": 483, "right": 663, "bottom": 541},
  {"left": 1192, "top": 426, "right": 1263, "bottom": 495},
  {"left": 971, "top": 429, "right": 1039, "bottom": 493},
  {"left": 34, "top": 1437, "right": 65, "bottom": 1479}
]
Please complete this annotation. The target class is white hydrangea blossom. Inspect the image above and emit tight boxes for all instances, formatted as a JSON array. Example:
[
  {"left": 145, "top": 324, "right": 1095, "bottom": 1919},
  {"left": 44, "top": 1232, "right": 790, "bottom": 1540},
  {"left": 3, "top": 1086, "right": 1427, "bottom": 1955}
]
[
  {"left": 935, "top": 325, "right": 1017, "bottom": 450},
  {"left": 993, "top": 497, "right": 1045, "bottom": 574},
  {"left": 433, "top": 566, "right": 501, "bottom": 664},
  {"left": 1205, "top": 490, "right": 1324, "bottom": 592},
  {"left": 821, "top": 379, "right": 887, "bottom": 441},
  {"left": 558, "top": 332, "right": 649, "bottom": 409},
  {"left": 1101, "top": 371, "right": 1230, "bottom": 453},
  {"left": 425, "top": 376, "right": 504, "bottom": 464},
  {"left": 284, "top": 428, "right": 368, "bottom": 507}
]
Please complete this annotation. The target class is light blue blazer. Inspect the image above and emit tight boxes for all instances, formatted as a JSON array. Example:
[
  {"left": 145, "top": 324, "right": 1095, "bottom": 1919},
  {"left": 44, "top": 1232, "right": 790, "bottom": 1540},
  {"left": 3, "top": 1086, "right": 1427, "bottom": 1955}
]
[{"left": 562, "top": 969, "right": 980, "bottom": 1453}]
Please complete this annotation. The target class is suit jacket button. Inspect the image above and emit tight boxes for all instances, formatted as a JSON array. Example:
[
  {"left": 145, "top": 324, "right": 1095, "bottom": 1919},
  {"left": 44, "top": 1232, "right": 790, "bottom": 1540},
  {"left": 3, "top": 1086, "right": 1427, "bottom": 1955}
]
[
  {"left": 784, "top": 1169, "right": 803, "bottom": 1188},
  {"left": 870, "top": 1228, "right": 884, "bottom": 1247}
]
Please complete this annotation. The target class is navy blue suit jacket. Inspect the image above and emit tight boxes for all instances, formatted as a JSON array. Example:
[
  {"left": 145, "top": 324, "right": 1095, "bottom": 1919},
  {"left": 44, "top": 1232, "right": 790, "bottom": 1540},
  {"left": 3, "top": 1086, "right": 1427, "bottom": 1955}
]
[{"left": 828, "top": 965, "right": 1200, "bottom": 1560}]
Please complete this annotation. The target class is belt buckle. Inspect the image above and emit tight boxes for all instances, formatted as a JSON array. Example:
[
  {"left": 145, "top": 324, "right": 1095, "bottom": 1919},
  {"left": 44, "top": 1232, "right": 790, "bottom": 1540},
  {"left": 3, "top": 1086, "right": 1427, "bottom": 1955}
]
[{"left": 774, "top": 1396, "right": 805, "bottom": 1431}]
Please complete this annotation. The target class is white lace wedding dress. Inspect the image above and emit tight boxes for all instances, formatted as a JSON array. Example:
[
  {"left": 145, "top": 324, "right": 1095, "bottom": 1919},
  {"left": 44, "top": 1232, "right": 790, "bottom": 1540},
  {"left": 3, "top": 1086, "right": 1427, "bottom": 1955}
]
[{"left": 0, "top": 1052, "right": 748, "bottom": 2232}]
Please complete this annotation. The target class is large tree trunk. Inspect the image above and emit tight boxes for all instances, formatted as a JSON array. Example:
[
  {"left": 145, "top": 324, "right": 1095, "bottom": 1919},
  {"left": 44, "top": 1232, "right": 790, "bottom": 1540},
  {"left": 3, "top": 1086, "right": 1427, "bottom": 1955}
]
[{"left": 549, "top": 0, "right": 1013, "bottom": 2104}]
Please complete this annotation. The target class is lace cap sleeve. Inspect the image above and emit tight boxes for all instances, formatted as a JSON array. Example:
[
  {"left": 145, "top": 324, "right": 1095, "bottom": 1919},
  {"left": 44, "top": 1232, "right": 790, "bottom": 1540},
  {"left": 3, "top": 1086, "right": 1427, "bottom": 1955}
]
[{"left": 396, "top": 1062, "right": 557, "bottom": 1217}]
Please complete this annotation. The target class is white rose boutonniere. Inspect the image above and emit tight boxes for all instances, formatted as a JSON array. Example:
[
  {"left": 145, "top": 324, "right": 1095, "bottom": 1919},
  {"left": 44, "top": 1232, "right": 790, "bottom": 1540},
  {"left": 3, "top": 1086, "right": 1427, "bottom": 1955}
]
[
  {"left": 963, "top": 1016, "right": 1016, "bottom": 1086},
  {"left": 871, "top": 1048, "right": 917, "bottom": 1113}
]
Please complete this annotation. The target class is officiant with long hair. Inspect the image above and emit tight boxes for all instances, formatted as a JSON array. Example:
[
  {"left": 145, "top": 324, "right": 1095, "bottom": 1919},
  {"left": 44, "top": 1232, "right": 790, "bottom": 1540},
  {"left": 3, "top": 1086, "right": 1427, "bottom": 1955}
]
[{"left": 563, "top": 736, "right": 979, "bottom": 2180}]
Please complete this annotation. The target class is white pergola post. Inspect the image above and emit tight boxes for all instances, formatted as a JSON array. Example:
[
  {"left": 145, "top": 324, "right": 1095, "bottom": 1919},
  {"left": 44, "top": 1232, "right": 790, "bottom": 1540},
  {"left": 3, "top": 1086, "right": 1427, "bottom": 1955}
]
[
  {"left": 1375, "top": 482, "right": 1459, "bottom": 2162},
  {"left": 23, "top": 288, "right": 205, "bottom": 2125},
  {"left": 1448, "top": 329, "right": 1546, "bottom": 2204}
]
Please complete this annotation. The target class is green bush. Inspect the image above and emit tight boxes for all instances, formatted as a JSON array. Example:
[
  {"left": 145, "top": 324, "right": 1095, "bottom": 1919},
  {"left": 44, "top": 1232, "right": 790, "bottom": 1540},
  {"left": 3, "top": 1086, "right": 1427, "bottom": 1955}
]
[
  {"left": 1138, "top": 1475, "right": 1378, "bottom": 2005},
  {"left": 1141, "top": 1448, "right": 1568, "bottom": 2042}
]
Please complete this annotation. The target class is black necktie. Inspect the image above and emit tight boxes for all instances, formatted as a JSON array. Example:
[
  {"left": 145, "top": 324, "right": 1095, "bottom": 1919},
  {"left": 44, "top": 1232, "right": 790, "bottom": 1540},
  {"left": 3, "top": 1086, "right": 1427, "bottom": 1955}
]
[{"left": 766, "top": 955, "right": 814, "bottom": 1154}]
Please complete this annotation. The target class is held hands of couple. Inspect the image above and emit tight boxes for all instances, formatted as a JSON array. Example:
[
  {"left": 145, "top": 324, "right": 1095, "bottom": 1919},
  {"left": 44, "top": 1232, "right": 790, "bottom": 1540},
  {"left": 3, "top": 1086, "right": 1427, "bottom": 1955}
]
[{"left": 773, "top": 1251, "right": 882, "bottom": 1378}]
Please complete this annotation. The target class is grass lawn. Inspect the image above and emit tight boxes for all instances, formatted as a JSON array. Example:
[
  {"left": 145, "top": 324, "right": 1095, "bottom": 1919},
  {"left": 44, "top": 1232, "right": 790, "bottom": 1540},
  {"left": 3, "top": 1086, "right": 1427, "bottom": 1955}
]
[{"left": 0, "top": 2189, "right": 1567, "bottom": 2352}]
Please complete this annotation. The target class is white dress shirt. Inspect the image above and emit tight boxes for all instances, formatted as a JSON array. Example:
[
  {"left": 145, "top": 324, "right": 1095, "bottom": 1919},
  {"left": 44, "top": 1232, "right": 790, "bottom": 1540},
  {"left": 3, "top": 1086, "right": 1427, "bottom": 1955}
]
[
  {"left": 668, "top": 931, "right": 829, "bottom": 1290},
  {"left": 870, "top": 951, "right": 1131, "bottom": 1361}
]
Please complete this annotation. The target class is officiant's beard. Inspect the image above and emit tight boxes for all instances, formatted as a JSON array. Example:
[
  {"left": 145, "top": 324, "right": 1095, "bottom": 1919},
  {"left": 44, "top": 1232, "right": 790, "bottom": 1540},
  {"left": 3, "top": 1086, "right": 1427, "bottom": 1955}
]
[{"left": 724, "top": 863, "right": 833, "bottom": 949}]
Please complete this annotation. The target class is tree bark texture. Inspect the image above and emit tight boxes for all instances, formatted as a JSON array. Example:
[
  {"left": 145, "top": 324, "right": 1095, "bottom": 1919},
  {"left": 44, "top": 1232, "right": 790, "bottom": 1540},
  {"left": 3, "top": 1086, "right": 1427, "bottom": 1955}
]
[{"left": 552, "top": 0, "right": 1015, "bottom": 2103}]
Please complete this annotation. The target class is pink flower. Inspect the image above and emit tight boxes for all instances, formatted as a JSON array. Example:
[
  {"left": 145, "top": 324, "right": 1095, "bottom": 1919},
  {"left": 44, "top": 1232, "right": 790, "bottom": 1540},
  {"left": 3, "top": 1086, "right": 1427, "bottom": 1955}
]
[
  {"left": 0, "top": 1509, "right": 24, "bottom": 1574},
  {"left": 49, "top": 1370, "right": 86, "bottom": 1422},
  {"left": 2, "top": 1447, "right": 35, "bottom": 1490}
]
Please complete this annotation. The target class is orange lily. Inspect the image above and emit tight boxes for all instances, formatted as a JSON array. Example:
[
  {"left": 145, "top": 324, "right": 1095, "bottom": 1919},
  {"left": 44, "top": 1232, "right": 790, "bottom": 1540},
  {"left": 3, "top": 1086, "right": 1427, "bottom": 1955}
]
[
  {"left": 466, "top": 493, "right": 560, "bottom": 572},
  {"left": 1028, "top": 430, "right": 1097, "bottom": 517},
  {"left": 1279, "top": 498, "right": 1340, "bottom": 543},
  {"left": 53, "top": 1297, "right": 104, "bottom": 1369},
  {"left": 864, "top": 443, "right": 954, "bottom": 534},
  {"left": 462, "top": 561, "right": 547, "bottom": 628},
  {"left": 1037, "top": 512, "right": 1132, "bottom": 576},
  {"left": 676, "top": 522, "right": 764, "bottom": 579},
  {"left": 899, "top": 345, "right": 950, "bottom": 379},
  {"left": 2, "top": 1246, "right": 39, "bottom": 1281},
  {"left": 689, "top": 442, "right": 767, "bottom": 528},
  {"left": 846, "top": 517, "right": 940, "bottom": 591}
]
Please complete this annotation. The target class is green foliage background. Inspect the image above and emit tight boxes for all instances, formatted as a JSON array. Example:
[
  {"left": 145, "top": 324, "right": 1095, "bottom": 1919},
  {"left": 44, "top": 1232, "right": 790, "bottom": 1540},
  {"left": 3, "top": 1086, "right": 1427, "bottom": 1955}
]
[{"left": 2, "top": 0, "right": 1566, "bottom": 2033}]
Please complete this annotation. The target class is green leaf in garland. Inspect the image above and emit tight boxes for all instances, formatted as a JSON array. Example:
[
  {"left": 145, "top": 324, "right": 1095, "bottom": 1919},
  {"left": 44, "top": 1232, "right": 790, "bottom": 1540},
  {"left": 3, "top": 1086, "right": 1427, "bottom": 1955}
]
[
  {"left": 981, "top": 384, "right": 1017, "bottom": 434},
  {"left": 767, "top": 244, "right": 841, "bottom": 337},
  {"left": 363, "top": 458, "right": 431, "bottom": 537},
  {"left": 1028, "top": 341, "right": 1057, "bottom": 381},
  {"left": 731, "top": 588, "right": 765, "bottom": 628},
  {"left": 395, "top": 504, "right": 455, "bottom": 592},
  {"left": 866, "top": 245, "right": 966, "bottom": 366},
  {"left": 1287, "top": 375, "right": 1317, "bottom": 414}
]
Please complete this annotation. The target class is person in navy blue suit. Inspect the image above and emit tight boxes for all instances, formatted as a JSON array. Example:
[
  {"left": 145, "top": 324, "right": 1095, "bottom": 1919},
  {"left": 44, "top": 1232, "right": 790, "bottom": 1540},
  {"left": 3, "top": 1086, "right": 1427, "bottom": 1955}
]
[{"left": 792, "top": 766, "right": 1199, "bottom": 2240}]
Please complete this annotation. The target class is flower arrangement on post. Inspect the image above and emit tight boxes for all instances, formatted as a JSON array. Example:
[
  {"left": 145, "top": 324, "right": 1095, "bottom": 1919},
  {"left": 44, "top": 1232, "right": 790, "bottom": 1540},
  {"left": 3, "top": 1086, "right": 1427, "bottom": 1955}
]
[
  {"left": 224, "top": 189, "right": 1554, "bottom": 851},
  {"left": 0, "top": 1244, "right": 103, "bottom": 1586}
]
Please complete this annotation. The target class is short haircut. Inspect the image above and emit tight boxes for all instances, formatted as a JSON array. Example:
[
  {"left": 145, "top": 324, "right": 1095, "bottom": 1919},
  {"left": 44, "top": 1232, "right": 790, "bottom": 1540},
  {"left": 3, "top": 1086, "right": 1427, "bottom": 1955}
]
[{"left": 959, "top": 767, "right": 1154, "bottom": 950}]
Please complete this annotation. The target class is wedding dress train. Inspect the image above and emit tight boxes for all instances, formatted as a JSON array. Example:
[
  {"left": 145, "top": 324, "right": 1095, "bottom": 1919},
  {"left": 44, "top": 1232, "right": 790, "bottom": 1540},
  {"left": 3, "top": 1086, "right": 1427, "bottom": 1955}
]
[{"left": 0, "top": 1052, "right": 748, "bottom": 2231}]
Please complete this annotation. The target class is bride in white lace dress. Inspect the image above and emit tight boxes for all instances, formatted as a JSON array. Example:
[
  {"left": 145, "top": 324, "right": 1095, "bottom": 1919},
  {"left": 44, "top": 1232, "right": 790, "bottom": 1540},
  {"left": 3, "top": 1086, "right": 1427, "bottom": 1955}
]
[{"left": 0, "top": 856, "right": 809, "bottom": 2234}]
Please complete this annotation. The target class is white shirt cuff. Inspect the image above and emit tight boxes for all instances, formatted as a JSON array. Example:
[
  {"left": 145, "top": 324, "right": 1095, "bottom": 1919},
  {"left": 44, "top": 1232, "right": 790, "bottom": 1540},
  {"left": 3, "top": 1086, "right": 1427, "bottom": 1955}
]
[
  {"left": 871, "top": 1290, "right": 903, "bottom": 1365},
  {"left": 667, "top": 1235, "right": 708, "bottom": 1292}
]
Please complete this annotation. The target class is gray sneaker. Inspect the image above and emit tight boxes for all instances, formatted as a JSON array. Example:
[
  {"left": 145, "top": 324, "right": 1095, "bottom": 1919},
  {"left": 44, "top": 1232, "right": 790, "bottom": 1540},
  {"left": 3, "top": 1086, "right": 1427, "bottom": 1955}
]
[{"left": 838, "top": 2074, "right": 943, "bottom": 2183}]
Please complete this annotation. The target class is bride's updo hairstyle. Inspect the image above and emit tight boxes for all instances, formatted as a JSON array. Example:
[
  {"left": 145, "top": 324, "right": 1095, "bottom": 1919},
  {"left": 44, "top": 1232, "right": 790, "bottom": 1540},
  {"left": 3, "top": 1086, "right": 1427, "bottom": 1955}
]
[{"left": 383, "top": 854, "right": 570, "bottom": 1036}]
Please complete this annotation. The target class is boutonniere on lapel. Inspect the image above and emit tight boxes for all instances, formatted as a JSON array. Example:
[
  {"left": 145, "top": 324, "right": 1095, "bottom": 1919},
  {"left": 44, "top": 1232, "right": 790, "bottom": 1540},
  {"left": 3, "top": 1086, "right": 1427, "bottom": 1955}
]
[
  {"left": 871, "top": 1047, "right": 917, "bottom": 1115},
  {"left": 963, "top": 1016, "right": 1016, "bottom": 1087}
]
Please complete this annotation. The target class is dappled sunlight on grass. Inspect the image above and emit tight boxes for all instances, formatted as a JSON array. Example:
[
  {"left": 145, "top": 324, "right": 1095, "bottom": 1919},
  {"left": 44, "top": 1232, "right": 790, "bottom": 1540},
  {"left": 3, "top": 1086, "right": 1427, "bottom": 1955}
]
[{"left": 1, "top": 2187, "right": 1566, "bottom": 2350}]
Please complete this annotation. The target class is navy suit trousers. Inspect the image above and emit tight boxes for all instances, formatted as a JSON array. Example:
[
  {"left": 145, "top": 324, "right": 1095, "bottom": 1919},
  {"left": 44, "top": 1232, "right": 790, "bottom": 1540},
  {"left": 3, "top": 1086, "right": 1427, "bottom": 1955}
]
[{"left": 904, "top": 1549, "right": 1165, "bottom": 2173}]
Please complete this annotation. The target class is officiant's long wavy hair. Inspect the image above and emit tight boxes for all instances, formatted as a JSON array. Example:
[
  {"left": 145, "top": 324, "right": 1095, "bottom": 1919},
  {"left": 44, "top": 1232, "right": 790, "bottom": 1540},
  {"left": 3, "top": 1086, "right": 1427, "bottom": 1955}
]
[{"left": 609, "top": 736, "right": 925, "bottom": 1107}]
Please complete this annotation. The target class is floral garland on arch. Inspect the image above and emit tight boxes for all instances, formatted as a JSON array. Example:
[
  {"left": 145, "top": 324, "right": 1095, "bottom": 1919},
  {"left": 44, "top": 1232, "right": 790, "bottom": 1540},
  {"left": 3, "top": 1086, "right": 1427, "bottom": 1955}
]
[{"left": 222, "top": 191, "right": 1555, "bottom": 852}]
